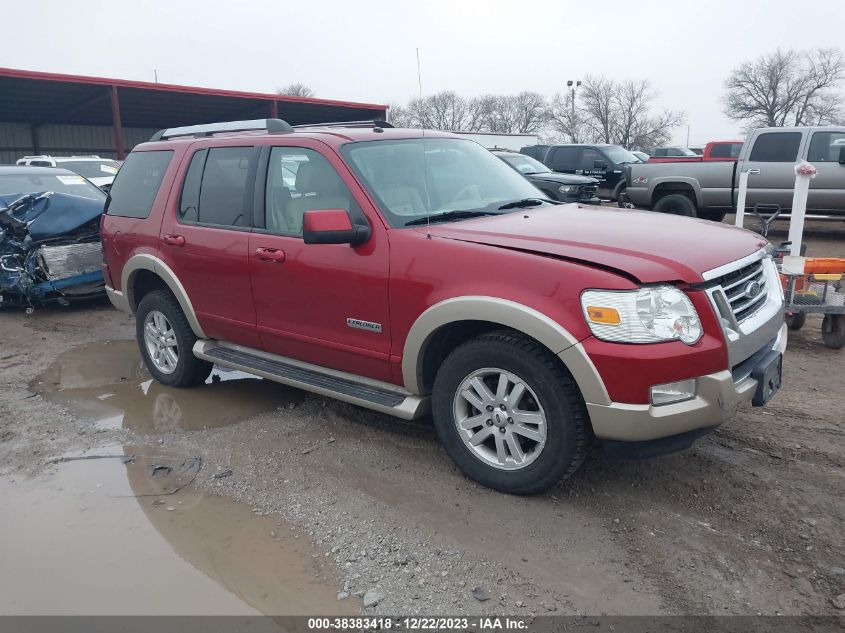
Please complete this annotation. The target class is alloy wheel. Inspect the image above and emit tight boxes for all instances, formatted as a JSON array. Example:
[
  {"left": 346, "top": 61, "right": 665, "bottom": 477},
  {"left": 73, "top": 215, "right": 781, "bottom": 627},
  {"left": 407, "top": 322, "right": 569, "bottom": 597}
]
[{"left": 452, "top": 367, "right": 547, "bottom": 471}]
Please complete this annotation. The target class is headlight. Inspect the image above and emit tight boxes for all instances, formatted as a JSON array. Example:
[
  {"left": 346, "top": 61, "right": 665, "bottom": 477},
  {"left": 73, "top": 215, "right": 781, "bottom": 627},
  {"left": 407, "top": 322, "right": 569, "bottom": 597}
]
[
  {"left": 581, "top": 285, "right": 703, "bottom": 345},
  {"left": 558, "top": 185, "right": 575, "bottom": 193}
]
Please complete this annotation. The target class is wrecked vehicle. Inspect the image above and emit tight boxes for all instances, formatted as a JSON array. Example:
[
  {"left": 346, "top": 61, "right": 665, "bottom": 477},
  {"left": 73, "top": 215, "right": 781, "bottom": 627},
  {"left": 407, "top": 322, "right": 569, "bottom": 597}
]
[{"left": 0, "top": 166, "right": 107, "bottom": 307}]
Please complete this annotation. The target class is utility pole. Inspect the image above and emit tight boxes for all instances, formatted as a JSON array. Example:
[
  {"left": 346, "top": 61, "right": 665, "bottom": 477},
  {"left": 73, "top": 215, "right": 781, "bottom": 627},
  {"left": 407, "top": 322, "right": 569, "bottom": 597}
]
[
  {"left": 566, "top": 79, "right": 581, "bottom": 142},
  {"left": 686, "top": 124, "right": 690, "bottom": 147},
  {"left": 154, "top": 69, "right": 158, "bottom": 83}
]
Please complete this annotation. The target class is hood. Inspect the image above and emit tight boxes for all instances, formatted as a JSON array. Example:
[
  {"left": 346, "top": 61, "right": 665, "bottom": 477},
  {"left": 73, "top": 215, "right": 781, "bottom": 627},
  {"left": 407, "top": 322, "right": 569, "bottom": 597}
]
[
  {"left": 528, "top": 172, "right": 598, "bottom": 185},
  {"left": 424, "top": 205, "right": 767, "bottom": 284},
  {"left": 0, "top": 192, "right": 105, "bottom": 242}
]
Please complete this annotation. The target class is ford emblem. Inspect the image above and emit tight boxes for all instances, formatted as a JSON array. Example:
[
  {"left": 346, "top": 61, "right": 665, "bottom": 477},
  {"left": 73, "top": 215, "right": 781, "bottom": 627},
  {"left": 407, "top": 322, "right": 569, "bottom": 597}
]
[{"left": 743, "top": 280, "right": 762, "bottom": 299}]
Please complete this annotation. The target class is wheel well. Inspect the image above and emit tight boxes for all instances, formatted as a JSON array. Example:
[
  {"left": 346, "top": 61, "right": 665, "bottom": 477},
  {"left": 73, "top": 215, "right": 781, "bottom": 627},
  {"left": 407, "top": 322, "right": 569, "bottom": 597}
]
[
  {"left": 419, "top": 320, "right": 577, "bottom": 394},
  {"left": 129, "top": 269, "right": 170, "bottom": 311},
  {"left": 653, "top": 183, "right": 696, "bottom": 205}
]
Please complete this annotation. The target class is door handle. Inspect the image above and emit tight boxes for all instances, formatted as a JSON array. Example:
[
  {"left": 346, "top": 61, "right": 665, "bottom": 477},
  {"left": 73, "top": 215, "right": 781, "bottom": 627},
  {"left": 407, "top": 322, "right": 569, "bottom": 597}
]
[
  {"left": 163, "top": 234, "right": 186, "bottom": 247},
  {"left": 747, "top": 168, "right": 761, "bottom": 175},
  {"left": 255, "top": 247, "right": 286, "bottom": 263}
]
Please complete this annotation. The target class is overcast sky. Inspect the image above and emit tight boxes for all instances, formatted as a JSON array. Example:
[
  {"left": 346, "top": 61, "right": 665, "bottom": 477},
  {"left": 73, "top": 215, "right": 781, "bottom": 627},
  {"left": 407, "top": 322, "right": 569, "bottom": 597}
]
[{"left": 6, "top": 0, "right": 845, "bottom": 145}]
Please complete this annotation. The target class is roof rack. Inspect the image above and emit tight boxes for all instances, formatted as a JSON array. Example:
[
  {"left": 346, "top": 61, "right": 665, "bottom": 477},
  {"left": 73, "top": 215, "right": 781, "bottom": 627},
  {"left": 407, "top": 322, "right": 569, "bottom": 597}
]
[
  {"left": 149, "top": 118, "right": 294, "bottom": 142},
  {"left": 292, "top": 120, "right": 394, "bottom": 130}
]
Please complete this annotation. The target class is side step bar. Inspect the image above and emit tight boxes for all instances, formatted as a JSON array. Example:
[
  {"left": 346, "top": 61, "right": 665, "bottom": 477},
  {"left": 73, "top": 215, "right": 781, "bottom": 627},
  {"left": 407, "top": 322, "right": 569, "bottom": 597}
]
[{"left": 193, "top": 340, "right": 429, "bottom": 420}]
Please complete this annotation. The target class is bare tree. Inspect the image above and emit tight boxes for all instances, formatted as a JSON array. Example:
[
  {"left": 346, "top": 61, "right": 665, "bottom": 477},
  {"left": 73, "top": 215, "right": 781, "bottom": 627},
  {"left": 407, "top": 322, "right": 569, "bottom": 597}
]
[
  {"left": 614, "top": 80, "right": 685, "bottom": 149},
  {"left": 277, "top": 83, "right": 315, "bottom": 98},
  {"left": 550, "top": 76, "right": 682, "bottom": 148},
  {"left": 579, "top": 75, "right": 617, "bottom": 143},
  {"left": 387, "top": 103, "right": 413, "bottom": 127},
  {"left": 472, "top": 92, "right": 548, "bottom": 133},
  {"left": 724, "top": 48, "right": 845, "bottom": 127},
  {"left": 507, "top": 91, "right": 549, "bottom": 133},
  {"left": 548, "top": 91, "right": 593, "bottom": 143},
  {"left": 392, "top": 91, "right": 479, "bottom": 130},
  {"left": 389, "top": 79, "right": 682, "bottom": 146}
]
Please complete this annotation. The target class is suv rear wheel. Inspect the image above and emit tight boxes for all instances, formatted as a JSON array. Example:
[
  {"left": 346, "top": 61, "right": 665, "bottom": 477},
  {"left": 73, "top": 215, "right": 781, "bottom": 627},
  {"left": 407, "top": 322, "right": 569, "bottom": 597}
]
[
  {"left": 136, "top": 289, "right": 212, "bottom": 387},
  {"left": 432, "top": 331, "right": 589, "bottom": 495}
]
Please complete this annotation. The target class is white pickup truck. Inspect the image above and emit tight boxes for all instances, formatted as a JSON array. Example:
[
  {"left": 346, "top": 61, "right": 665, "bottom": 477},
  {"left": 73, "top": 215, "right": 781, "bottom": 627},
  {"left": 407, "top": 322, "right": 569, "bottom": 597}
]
[{"left": 624, "top": 126, "right": 845, "bottom": 221}]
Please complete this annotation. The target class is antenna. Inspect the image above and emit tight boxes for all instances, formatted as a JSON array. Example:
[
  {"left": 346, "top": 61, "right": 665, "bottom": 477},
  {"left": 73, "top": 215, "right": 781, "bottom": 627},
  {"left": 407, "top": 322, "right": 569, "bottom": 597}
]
[{"left": 416, "top": 48, "right": 432, "bottom": 238}]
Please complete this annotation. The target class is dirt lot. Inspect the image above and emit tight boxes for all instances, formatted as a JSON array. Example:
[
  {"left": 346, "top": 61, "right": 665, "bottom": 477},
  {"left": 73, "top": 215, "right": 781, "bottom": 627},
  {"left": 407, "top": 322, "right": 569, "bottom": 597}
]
[{"left": 0, "top": 217, "right": 843, "bottom": 617}]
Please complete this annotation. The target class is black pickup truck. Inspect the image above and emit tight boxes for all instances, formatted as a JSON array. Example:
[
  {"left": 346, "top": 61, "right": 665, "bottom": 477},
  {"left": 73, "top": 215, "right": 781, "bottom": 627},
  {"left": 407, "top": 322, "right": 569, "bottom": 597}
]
[{"left": 522, "top": 143, "right": 643, "bottom": 201}]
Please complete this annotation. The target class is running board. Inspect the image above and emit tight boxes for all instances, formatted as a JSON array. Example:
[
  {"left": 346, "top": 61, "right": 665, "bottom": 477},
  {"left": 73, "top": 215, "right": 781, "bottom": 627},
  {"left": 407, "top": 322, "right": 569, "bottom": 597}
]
[{"left": 192, "top": 340, "right": 428, "bottom": 420}]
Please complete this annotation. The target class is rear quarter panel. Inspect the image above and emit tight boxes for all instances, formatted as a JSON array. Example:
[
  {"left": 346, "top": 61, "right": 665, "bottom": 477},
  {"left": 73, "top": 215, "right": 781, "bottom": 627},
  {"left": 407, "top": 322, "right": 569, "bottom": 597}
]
[{"left": 100, "top": 146, "right": 186, "bottom": 293}]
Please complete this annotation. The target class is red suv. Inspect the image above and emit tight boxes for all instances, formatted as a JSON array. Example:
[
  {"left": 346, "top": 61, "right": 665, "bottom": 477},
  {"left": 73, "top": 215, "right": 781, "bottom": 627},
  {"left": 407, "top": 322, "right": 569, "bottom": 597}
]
[{"left": 101, "top": 119, "right": 786, "bottom": 494}]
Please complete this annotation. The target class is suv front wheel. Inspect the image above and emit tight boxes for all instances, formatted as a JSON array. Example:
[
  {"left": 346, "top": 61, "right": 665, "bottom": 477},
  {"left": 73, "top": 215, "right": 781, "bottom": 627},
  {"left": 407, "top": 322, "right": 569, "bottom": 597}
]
[
  {"left": 136, "top": 289, "right": 212, "bottom": 387},
  {"left": 432, "top": 331, "right": 589, "bottom": 495}
]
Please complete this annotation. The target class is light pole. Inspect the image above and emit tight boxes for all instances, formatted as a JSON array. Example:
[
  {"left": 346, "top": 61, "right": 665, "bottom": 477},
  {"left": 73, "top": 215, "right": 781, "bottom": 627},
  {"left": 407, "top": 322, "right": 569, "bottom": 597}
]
[{"left": 566, "top": 79, "right": 581, "bottom": 141}]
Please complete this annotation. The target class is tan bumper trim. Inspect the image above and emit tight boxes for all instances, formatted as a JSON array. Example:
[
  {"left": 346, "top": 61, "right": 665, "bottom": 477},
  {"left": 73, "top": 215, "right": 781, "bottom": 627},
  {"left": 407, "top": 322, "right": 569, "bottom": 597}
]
[
  {"left": 586, "top": 323, "right": 787, "bottom": 442},
  {"left": 106, "top": 286, "right": 130, "bottom": 313}
]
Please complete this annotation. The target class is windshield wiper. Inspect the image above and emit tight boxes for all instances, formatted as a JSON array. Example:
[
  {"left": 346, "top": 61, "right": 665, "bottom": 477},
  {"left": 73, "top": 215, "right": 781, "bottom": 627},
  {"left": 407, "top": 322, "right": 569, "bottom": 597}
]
[
  {"left": 497, "top": 198, "right": 548, "bottom": 210},
  {"left": 404, "top": 210, "right": 499, "bottom": 227}
]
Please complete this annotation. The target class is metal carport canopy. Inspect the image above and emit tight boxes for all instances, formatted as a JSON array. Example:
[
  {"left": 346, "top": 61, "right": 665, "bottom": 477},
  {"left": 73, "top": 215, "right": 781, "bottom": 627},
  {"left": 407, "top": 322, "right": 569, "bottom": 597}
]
[{"left": 0, "top": 67, "right": 388, "bottom": 158}]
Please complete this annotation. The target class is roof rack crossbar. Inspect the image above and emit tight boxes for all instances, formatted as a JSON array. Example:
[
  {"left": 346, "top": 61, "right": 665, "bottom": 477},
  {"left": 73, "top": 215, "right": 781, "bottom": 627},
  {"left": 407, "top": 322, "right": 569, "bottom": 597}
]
[
  {"left": 291, "top": 120, "right": 394, "bottom": 129},
  {"left": 150, "top": 118, "right": 294, "bottom": 141}
]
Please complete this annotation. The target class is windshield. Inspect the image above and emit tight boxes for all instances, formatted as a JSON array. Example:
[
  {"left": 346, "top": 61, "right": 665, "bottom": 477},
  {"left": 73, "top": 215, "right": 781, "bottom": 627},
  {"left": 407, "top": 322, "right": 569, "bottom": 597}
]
[
  {"left": 602, "top": 146, "right": 641, "bottom": 164},
  {"left": 57, "top": 160, "right": 121, "bottom": 179},
  {"left": 498, "top": 153, "right": 551, "bottom": 175},
  {"left": 343, "top": 138, "right": 546, "bottom": 228},
  {"left": 0, "top": 173, "right": 107, "bottom": 202}
]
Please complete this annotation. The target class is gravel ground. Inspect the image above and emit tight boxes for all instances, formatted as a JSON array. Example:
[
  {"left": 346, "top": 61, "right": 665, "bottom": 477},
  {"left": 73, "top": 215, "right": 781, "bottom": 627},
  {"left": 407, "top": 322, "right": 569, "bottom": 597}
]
[{"left": 1, "top": 218, "right": 843, "bottom": 616}]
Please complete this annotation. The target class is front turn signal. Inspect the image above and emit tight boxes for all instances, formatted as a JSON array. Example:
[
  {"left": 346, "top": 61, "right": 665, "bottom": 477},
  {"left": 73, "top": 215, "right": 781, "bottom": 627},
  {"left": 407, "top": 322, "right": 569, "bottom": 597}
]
[{"left": 585, "top": 306, "right": 621, "bottom": 325}]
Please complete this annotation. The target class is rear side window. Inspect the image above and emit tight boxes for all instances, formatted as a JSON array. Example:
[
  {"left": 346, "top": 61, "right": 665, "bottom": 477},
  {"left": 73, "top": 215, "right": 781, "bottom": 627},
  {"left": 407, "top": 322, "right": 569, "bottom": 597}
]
[
  {"left": 748, "top": 133, "right": 802, "bottom": 162},
  {"left": 178, "top": 149, "right": 207, "bottom": 222},
  {"left": 192, "top": 146, "right": 256, "bottom": 227},
  {"left": 107, "top": 150, "right": 173, "bottom": 218},
  {"left": 547, "top": 147, "right": 578, "bottom": 170},
  {"left": 807, "top": 131, "right": 845, "bottom": 162}
]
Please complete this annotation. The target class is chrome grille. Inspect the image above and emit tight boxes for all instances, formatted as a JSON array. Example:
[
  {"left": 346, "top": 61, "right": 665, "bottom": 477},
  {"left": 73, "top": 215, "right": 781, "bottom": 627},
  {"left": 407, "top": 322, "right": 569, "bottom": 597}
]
[{"left": 710, "top": 259, "right": 768, "bottom": 322}]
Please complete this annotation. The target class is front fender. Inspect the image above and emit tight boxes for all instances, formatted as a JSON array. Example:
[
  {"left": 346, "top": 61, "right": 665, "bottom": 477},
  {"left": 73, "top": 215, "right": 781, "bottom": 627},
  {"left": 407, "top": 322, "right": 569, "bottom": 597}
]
[{"left": 401, "top": 296, "right": 610, "bottom": 406}]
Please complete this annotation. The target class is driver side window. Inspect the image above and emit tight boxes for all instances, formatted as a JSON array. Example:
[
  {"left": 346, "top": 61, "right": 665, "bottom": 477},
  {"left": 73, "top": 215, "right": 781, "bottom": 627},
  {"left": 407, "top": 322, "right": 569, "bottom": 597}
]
[{"left": 265, "top": 147, "right": 352, "bottom": 236}]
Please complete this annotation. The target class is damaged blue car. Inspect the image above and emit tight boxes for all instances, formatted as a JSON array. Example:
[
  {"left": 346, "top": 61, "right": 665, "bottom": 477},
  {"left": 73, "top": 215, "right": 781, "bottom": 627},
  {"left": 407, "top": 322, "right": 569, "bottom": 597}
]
[{"left": 0, "top": 166, "right": 107, "bottom": 307}]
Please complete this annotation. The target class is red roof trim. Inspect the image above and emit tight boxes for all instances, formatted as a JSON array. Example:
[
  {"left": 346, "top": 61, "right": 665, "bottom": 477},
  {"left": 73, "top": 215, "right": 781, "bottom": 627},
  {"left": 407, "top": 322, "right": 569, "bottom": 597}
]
[{"left": 0, "top": 66, "right": 388, "bottom": 112}]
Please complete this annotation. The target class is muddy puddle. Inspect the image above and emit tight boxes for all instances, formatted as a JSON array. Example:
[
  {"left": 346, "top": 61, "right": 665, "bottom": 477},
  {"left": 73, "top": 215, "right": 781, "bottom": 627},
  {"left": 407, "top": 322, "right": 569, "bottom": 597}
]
[
  {"left": 30, "top": 340, "right": 302, "bottom": 432},
  {"left": 1, "top": 445, "right": 358, "bottom": 617}
]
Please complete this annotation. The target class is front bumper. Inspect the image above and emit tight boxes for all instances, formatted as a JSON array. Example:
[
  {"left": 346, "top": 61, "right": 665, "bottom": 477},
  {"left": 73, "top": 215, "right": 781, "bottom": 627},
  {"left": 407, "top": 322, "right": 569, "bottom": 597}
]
[{"left": 585, "top": 322, "right": 786, "bottom": 442}]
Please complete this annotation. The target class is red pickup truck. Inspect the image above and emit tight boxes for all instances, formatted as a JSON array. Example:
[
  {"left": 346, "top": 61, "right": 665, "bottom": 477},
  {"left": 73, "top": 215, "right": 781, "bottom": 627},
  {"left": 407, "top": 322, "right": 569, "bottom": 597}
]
[
  {"left": 648, "top": 141, "right": 743, "bottom": 163},
  {"left": 101, "top": 119, "right": 785, "bottom": 494}
]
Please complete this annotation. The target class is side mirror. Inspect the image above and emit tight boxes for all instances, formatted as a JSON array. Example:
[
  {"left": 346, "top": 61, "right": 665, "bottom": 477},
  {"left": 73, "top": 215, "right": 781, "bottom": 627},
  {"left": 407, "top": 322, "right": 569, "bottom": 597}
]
[
  {"left": 302, "top": 209, "right": 370, "bottom": 246},
  {"left": 839, "top": 146, "right": 845, "bottom": 165},
  {"left": 593, "top": 160, "right": 608, "bottom": 170}
]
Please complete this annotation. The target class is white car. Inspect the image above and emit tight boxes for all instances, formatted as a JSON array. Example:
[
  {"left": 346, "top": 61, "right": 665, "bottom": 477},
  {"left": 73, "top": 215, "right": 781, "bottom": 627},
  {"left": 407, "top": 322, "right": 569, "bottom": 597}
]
[{"left": 15, "top": 155, "right": 121, "bottom": 189}]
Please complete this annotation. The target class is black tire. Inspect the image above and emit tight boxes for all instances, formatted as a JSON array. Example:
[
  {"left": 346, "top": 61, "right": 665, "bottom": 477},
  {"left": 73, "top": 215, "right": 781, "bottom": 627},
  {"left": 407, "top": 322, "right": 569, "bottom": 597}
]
[
  {"left": 136, "top": 289, "right": 212, "bottom": 387},
  {"left": 612, "top": 181, "right": 626, "bottom": 203},
  {"left": 785, "top": 313, "right": 806, "bottom": 331},
  {"left": 698, "top": 210, "right": 727, "bottom": 222},
  {"left": 431, "top": 330, "right": 589, "bottom": 495},
  {"left": 821, "top": 314, "right": 845, "bottom": 349},
  {"left": 653, "top": 193, "right": 697, "bottom": 217}
]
